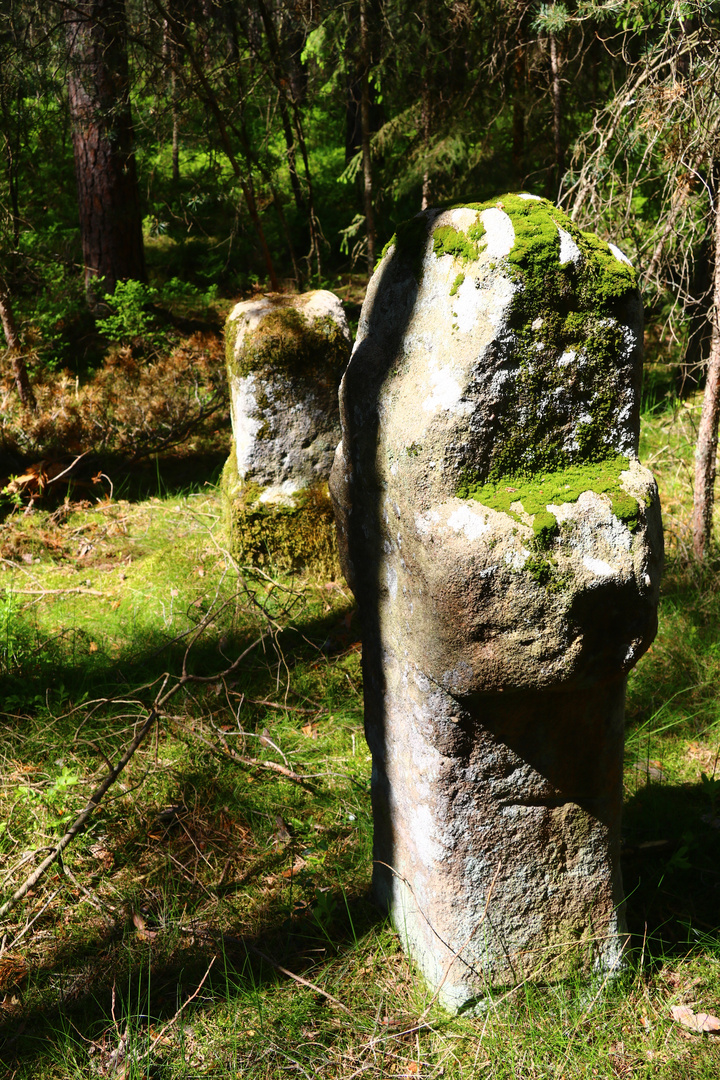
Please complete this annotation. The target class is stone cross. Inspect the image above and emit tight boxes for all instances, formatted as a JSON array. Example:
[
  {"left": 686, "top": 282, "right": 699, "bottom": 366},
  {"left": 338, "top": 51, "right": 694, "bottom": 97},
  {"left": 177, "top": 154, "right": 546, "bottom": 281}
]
[
  {"left": 329, "top": 195, "right": 663, "bottom": 1012},
  {"left": 223, "top": 290, "right": 351, "bottom": 577}
]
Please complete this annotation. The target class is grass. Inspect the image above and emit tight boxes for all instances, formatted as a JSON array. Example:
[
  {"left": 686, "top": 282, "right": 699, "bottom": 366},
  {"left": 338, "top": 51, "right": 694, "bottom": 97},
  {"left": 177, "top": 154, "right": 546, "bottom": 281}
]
[{"left": 0, "top": 392, "right": 719, "bottom": 1077}]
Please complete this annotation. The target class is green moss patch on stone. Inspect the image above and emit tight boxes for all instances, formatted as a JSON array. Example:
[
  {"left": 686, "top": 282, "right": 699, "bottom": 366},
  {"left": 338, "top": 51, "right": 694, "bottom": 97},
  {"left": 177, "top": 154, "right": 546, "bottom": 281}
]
[
  {"left": 382, "top": 195, "right": 641, "bottom": 481},
  {"left": 457, "top": 454, "right": 640, "bottom": 531},
  {"left": 432, "top": 222, "right": 485, "bottom": 264},
  {"left": 226, "top": 304, "right": 350, "bottom": 384},
  {"left": 524, "top": 552, "right": 555, "bottom": 587},
  {"left": 532, "top": 510, "right": 560, "bottom": 549},
  {"left": 221, "top": 451, "right": 340, "bottom": 579},
  {"left": 449, "top": 272, "right": 465, "bottom": 296},
  {"left": 474, "top": 195, "right": 638, "bottom": 477}
]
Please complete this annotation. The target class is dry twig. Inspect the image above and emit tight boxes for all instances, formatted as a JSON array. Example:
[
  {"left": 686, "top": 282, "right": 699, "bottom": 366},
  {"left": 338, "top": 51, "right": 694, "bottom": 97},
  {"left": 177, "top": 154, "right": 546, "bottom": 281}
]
[
  {"left": 0, "top": 632, "right": 264, "bottom": 922},
  {"left": 172, "top": 721, "right": 317, "bottom": 789}
]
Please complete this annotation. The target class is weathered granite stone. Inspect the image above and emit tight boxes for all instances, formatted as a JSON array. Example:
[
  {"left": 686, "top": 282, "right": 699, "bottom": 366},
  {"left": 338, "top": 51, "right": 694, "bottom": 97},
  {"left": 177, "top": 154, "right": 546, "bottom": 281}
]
[
  {"left": 329, "top": 194, "right": 663, "bottom": 1011},
  {"left": 222, "top": 290, "right": 351, "bottom": 577}
]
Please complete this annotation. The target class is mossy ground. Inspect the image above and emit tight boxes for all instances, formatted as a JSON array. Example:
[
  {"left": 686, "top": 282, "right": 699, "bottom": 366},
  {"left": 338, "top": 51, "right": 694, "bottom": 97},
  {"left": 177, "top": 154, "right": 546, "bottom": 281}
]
[{"left": 1, "top": 396, "right": 720, "bottom": 1078}]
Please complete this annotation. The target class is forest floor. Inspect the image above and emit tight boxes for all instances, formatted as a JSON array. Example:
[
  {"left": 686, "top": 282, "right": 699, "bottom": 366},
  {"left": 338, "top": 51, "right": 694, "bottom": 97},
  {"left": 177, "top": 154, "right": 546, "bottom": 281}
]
[{"left": 0, "top": 367, "right": 720, "bottom": 1077}]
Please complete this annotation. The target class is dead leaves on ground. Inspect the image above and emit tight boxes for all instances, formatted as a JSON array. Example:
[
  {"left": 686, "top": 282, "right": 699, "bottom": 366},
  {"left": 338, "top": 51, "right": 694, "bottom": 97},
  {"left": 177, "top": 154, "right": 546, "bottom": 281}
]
[
  {"left": 0, "top": 952, "right": 28, "bottom": 1010},
  {"left": 670, "top": 1003, "right": 720, "bottom": 1034}
]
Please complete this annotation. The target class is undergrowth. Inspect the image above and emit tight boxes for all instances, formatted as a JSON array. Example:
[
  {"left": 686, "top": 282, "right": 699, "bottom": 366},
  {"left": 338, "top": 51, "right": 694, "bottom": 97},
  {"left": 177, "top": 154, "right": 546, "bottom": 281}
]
[{"left": 0, "top": 392, "right": 718, "bottom": 1077}]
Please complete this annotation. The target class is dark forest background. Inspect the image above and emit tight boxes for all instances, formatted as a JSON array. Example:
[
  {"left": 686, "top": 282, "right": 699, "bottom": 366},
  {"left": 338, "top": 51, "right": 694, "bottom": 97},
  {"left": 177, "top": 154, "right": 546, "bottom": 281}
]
[{"left": 3, "top": 1, "right": 720, "bottom": 549}]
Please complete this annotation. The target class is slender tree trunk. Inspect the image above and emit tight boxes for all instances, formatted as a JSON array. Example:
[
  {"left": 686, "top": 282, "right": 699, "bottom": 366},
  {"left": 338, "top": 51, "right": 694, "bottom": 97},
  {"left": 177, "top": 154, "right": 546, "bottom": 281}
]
[
  {"left": 255, "top": 0, "right": 322, "bottom": 276},
  {"left": 692, "top": 185, "right": 720, "bottom": 560},
  {"left": 420, "top": 88, "right": 431, "bottom": 211},
  {"left": 163, "top": 19, "right": 181, "bottom": 184},
  {"left": 679, "top": 239, "right": 712, "bottom": 396},
  {"left": 279, "top": 95, "right": 304, "bottom": 211},
  {"left": 171, "top": 65, "right": 180, "bottom": 184},
  {"left": 359, "top": 0, "right": 375, "bottom": 272},
  {"left": 162, "top": 17, "right": 181, "bottom": 183},
  {"left": 512, "top": 41, "right": 526, "bottom": 186},
  {"left": 155, "top": 0, "right": 279, "bottom": 289},
  {"left": 549, "top": 31, "right": 563, "bottom": 196},
  {"left": 0, "top": 275, "right": 36, "bottom": 411},
  {"left": 65, "top": 0, "right": 146, "bottom": 310}
]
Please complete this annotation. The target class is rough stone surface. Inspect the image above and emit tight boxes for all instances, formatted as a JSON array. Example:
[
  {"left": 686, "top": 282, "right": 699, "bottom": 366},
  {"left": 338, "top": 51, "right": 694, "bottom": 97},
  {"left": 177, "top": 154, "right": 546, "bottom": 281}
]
[
  {"left": 329, "top": 194, "right": 663, "bottom": 1011},
  {"left": 222, "top": 290, "right": 351, "bottom": 576}
]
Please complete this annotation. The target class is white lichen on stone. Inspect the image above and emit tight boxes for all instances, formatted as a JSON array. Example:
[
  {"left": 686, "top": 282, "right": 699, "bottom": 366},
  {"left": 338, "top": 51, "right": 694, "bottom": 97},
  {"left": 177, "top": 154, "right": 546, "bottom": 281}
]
[
  {"left": 557, "top": 224, "right": 582, "bottom": 266},
  {"left": 583, "top": 556, "right": 617, "bottom": 577},
  {"left": 608, "top": 242, "right": 633, "bottom": 266},
  {"left": 447, "top": 504, "right": 489, "bottom": 540},
  {"left": 481, "top": 207, "right": 515, "bottom": 259}
]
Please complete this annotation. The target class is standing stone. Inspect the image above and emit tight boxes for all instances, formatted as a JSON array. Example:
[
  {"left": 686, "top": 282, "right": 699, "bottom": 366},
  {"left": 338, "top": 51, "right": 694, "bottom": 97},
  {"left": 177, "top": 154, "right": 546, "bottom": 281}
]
[
  {"left": 223, "top": 290, "right": 351, "bottom": 577},
  {"left": 330, "top": 195, "right": 663, "bottom": 1011}
]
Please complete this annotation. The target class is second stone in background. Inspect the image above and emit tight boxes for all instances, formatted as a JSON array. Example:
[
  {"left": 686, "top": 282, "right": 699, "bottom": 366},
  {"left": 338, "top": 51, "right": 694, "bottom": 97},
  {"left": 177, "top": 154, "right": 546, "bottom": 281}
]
[{"left": 222, "top": 290, "right": 351, "bottom": 578}]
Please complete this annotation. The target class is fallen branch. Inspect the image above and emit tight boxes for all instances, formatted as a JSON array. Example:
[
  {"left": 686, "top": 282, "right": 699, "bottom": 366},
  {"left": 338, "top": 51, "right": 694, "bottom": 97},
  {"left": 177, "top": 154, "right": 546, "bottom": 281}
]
[
  {"left": 172, "top": 721, "right": 317, "bottom": 789},
  {"left": 0, "top": 633, "right": 264, "bottom": 922},
  {"left": 246, "top": 943, "right": 351, "bottom": 1014},
  {"left": 245, "top": 697, "right": 318, "bottom": 714},
  {"left": 178, "top": 926, "right": 350, "bottom": 1014},
  {"left": 146, "top": 956, "right": 216, "bottom": 1057}
]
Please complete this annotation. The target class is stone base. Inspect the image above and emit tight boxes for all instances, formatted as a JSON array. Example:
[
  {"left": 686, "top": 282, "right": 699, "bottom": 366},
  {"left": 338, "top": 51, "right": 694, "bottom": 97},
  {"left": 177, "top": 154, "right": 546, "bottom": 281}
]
[
  {"left": 221, "top": 449, "right": 340, "bottom": 579},
  {"left": 367, "top": 664, "right": 629, "bottom": 1013}
]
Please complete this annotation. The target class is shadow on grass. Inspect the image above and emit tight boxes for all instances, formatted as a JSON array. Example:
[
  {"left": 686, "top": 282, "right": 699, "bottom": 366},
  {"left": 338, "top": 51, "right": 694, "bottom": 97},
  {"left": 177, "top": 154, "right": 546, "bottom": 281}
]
[
  {"left": 0, "top": 589, "right": 376, "bottom": 1069},
  {"left": 622, "top": 778, "right": 720, "bottom": 958},
  {"left": 0, "top": 882, "right": 386, "bottom": 1068}
]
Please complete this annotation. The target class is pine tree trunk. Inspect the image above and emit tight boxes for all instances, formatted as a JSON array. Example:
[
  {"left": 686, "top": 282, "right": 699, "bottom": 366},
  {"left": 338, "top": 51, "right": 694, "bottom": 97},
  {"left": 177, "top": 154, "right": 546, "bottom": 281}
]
[
  {"left": 255, "top": 0, "right": 321, "bottom": 275},
  {"left": 359, "top": 0, "right": 375, "bottom": 273},
  {"left": 163, "top": 19, "right": 181, "bottom": 184},
  {"left": 692, "top": 187, "right": 720, "bottom": 560},
  {"left": 66, "top": 0, "right": 146, "bottom": 310}
]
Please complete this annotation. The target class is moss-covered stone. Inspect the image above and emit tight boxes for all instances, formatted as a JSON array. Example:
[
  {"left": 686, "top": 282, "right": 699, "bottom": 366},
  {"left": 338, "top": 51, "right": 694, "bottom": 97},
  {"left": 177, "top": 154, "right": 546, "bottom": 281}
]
[
  {"left": 221, "top": 446, "right": 340, "bottom": 579},
  {"left": 226, "top": 305, "right": 349, "bottom": 384},
  {"left": 408, "top": 195, "right": 642, "bottom": 484},
  {"left": 532, "top": 510, "right": 560, "bottom": 548},
  {"left": 223, "top": 291, "right": 349, "bottom": 579},
  {"left": 457, "top": 455, "right": 640, "bottom": 531},
  {"left": 332, "top": 193, "right": 662, "bottom": 1011},
  {"left": 432, "top": 222, "right": 486, "bottom": 263}
]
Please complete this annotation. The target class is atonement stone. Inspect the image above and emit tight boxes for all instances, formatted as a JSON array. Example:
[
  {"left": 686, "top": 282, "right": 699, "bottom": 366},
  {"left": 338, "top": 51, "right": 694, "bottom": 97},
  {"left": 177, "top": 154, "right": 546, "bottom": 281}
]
[
  {"left": 223, "top": 290, "right": 351, "bottom": 577},
  {"left": 329, "top": 194, "right": 663, "bottom": 1011}
]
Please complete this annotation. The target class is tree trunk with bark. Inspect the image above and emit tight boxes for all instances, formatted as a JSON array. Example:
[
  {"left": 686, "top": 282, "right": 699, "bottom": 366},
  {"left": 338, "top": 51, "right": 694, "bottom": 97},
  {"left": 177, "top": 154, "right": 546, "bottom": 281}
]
[
  {"left": 359, "top": 0, "right": 375, "bottom": 273},
  {"left": 692, "top": 184, "right": 720, "bottom": 560},
  {"left": 255, "top": 0, "right": 322, "bottom": 276},
  {"left": 0, "top": 275, "right": 36, "bottom": 410},
  {"left": 154, "top": 0, "right": 279, "bottom": 290},
  {"left": 549, "top": 31, "right": 564, "bottom": 197},
  {"left": 65, "top": 0, "right": 146, "bottom": 310}
]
